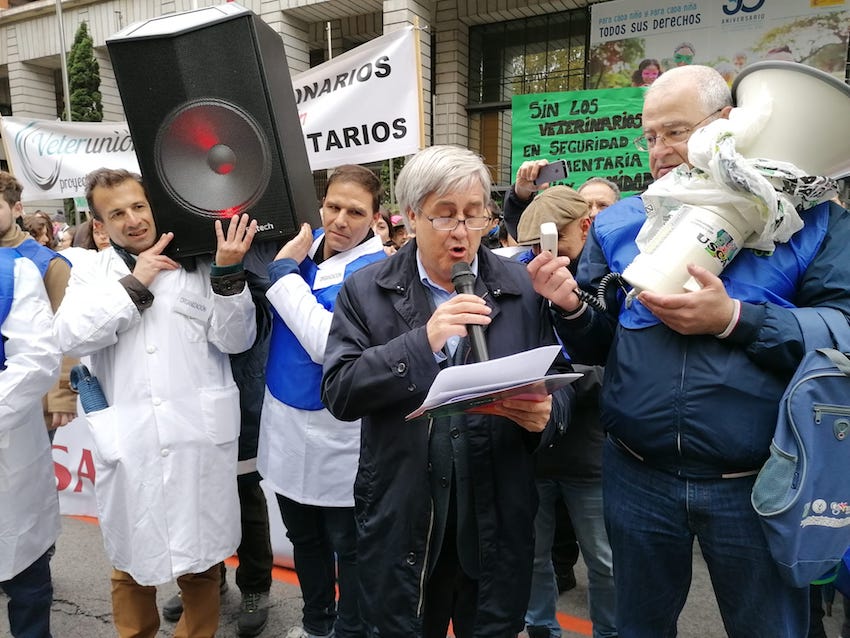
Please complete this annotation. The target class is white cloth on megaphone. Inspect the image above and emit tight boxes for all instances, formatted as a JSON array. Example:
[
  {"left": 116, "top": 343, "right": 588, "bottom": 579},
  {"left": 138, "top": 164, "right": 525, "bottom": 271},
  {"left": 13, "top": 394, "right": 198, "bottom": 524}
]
[{"left": 636, "top": 103, "right": 841, "bottom": 255}]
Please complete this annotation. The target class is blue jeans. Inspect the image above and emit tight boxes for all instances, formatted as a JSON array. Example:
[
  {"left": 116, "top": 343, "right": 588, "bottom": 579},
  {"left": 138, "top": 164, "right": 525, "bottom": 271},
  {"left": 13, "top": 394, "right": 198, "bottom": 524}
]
[
  {"left": 602, "top": 439, "right": 809, "bottom": 638},
  {"left": 1, "top": 550, "right": 53, "bottom": 638},
  {"left": 525, "top": 479, "right": 617, "bottom": 638},
  {"left": 277, "top": 494, "right": 366, "bottom": 638}
]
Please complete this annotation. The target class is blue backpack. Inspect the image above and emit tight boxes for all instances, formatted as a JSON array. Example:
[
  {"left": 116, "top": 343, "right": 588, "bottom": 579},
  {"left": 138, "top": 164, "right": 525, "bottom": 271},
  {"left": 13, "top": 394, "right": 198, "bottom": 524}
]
[
  {"left": 0, "top": 249, "right": 17, "bottom": 370},
  {"left": 751, "top": 307, "right": 850, "bottom": 587}
]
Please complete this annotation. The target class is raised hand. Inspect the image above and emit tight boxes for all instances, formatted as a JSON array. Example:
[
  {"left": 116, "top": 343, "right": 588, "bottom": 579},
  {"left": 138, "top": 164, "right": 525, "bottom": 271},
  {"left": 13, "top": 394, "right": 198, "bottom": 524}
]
[
  {"left": 527, "top": 251, "right": 581, "bottom": 313},
  {"left": 215, "top": 213, "right": 258, "bottom": 267},
  {"left": 426, "top": 293, "right": 491, "bottom": 354},
  {"left": 275, "top": 223, "right": 313, "bottom": 264},
  {"left": 514, "top": 159, "right": 551, "bottom": 201},
  {"left": 133, "top": 232, "right": 180, "bottom": 287}
]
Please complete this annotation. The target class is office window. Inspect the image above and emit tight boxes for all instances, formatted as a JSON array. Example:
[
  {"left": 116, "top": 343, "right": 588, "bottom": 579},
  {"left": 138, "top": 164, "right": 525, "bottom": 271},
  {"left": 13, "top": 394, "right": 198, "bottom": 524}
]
[{"left": 469, "top": 10, "right": 588, "bottom": 106}]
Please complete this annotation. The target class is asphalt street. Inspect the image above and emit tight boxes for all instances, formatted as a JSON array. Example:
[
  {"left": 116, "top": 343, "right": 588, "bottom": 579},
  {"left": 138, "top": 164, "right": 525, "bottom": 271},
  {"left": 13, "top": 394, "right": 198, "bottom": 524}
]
[{"left": 1, "top": 515, "right": 845, "bottom": 637}]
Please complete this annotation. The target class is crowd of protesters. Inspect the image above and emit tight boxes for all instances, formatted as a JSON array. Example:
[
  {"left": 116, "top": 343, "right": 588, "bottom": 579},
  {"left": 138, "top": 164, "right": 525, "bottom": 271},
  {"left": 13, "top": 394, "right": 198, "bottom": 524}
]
[{"left": 2, "top": 63, "right": 850, "bottom": 638}]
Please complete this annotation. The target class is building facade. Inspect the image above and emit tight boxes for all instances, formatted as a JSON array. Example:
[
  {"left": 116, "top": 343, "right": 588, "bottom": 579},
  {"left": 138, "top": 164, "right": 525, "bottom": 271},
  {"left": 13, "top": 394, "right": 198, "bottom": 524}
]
[{"left": 0, "top": 0, "right": 589, "bottom": 191}]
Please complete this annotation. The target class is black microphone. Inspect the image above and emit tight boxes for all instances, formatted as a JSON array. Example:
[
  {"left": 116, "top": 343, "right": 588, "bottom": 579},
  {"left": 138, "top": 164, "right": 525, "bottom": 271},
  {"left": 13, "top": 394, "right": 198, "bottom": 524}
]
[{"left": 451, "top": 261, "right": 489, "bottom": 362}]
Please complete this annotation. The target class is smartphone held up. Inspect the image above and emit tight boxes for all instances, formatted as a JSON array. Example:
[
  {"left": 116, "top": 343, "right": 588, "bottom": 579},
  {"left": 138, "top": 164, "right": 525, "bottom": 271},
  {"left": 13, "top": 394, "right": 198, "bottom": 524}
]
[{"left": 533, "top": 159, "right": 569, "bottom": 186}]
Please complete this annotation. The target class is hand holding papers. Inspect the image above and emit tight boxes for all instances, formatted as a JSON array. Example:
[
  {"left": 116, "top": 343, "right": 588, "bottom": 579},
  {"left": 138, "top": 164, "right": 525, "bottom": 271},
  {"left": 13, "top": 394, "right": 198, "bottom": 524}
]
[{"left": 405, "top": 345, "right": 581, "bottom": 421}]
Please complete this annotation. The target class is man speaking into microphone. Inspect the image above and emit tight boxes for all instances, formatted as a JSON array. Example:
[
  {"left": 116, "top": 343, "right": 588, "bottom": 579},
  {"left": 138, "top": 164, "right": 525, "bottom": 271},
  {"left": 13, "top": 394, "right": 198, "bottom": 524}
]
[{"left": 322, "top": 145, "right": 575, "bottom": 638}]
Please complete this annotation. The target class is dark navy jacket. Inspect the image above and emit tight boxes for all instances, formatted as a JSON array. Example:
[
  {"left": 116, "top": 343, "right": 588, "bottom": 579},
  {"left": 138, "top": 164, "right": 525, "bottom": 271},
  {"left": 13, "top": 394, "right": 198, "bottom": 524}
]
[
  {"left": 555, "top": 196, "right": 850, "bottom": 478},
  {"left": 322, "top": 241, "right": 574, "bottom": 637}
]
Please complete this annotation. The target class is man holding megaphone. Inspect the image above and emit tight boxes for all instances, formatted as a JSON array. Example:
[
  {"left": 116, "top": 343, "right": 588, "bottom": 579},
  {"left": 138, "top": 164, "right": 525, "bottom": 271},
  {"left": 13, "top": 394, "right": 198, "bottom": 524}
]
[{"left": 529, "top": 64, "right": 850, "bottom": 637}]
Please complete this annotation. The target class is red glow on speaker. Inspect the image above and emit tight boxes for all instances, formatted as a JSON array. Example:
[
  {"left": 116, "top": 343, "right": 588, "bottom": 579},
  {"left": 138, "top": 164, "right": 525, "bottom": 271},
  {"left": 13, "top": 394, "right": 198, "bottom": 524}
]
[
  {"left": 217, "top": 163, "right": 235, "bottom": 175},
  {"left": 172, "top": 111, "right": 219, "bottom": 151},
  {"left": 218, "top": 206, "right": 243, "bottom": 219}
]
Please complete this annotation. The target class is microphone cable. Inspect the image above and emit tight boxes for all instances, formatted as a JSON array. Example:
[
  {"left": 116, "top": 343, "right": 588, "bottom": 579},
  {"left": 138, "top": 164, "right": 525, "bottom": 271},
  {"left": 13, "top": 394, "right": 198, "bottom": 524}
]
[{"left": 573, "top": 272, "right": 631, "bottom": 313}]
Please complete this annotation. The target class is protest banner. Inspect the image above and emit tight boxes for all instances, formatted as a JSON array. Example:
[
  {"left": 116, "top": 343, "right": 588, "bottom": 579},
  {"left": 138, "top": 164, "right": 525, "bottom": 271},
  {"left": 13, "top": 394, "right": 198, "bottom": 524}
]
[
  {"left": 0, "top": 118, "right": 141, "bottom": 201},
  {"left": 588, "top": 0, "right": 849, "bottom": 89},
  {"left": 292, "top": 25, "right": 423, "bottom": 171},
  {"left": 511, "top": 87, "right": 651, "bottom": 196}
]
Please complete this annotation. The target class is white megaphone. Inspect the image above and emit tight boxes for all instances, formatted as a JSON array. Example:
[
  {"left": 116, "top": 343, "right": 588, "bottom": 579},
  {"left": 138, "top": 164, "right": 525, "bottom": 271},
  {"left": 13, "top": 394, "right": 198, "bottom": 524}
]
[
  {"left": 622, "top": 204, "right": 752, "bottom": 294},
  {"left": 622, "top": 61, "right": 850, "bottom": 295},
  {"left": 731, "top": 61, "right": 850, "bottom": 179}
]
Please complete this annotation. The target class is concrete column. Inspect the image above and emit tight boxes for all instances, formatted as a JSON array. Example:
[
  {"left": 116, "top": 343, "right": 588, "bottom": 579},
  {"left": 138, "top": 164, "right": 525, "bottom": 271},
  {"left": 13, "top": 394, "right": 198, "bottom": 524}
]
[
  {"left": 383, "top": 0, "right": 433, "bottom": 147},
  {"left": 274, "top": 9, "right": 311, "bottom": 74},
  {"left": 8, "top": 60, "right": 57, "bottom": 119},
  {"left": 432, "top": 0, "right": 468, "bottom": 147}
]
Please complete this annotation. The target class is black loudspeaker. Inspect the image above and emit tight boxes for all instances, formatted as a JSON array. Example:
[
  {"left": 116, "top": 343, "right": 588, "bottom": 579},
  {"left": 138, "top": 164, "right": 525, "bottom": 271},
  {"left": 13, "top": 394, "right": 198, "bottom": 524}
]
[{"left": 106, "top": 3, "right": 319, "bottom": 258}]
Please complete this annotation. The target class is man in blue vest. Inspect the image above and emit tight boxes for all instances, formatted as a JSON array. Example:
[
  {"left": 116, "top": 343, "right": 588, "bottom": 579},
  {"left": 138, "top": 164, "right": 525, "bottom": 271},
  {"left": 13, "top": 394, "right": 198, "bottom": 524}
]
[
  {"left": 529, "top": 64, "right": 850, "bottom": 637},
  {"left": 259, "top": 164, "right": 386, "bottom": 638},
  {"left": 0, "top": 171, "right": 77, "bottom": 432},
  {"left": 0, "top": 247, "right": 62, "bottom": 637}
]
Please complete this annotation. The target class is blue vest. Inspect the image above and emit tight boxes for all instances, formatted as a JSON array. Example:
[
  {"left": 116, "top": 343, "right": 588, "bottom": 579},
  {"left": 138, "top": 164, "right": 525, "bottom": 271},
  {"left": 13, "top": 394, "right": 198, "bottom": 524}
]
[
  {"left": 0, "top": 248, "right": 17, "bottom": 369},
  {"left": 266, "top": 233, "right": 386, "bottom": 410},
  {"left": 593, "top": 196, "right": 830, "bottom": 328},
  {"left": 13, "top": 237, "right": 71, "bottom": 276}
]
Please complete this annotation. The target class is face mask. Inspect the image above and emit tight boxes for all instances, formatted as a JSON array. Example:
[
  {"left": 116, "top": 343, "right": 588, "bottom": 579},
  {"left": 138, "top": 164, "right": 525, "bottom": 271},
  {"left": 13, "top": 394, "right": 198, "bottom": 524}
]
[{"left": 674, "top": 53, "right": 694, "bottom": 65}]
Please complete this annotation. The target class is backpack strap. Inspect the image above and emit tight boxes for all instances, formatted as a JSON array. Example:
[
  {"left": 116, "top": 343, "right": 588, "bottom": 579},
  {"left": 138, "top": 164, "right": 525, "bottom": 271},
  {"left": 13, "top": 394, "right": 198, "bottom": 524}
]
[
  {"left": 0, "top": 249, "right": 17, "bottom": 370},
  {"left": 820, "top": 348, "right": 850, "bottom": 376},
  {"left": 792, "top": 307, "right": 850, "bottom": 353}
]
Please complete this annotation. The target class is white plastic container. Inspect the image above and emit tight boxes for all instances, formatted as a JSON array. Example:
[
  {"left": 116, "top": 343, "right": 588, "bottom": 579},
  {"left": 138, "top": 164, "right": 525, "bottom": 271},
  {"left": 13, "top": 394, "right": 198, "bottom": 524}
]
[{"left": 622, "top": 204, "right": 753, "bottom": 294}]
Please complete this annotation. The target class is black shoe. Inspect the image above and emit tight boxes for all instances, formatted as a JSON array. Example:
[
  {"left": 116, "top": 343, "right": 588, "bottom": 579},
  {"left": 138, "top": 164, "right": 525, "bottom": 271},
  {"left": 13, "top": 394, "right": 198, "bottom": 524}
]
[
  {"left": 526, "top": 625, "right": 551, "bottom": 638},
  {"left": 161, "top": 576, "right": 230, "bottom": 622},
  {"left": 162, "top": 593, "right": 184, "bottom": 623},
  {"left": 556, "top": 567, "right": 577, "bottom": 594},
  {"left": 237, "top": 592, "right": 269, "bottom": 637}
]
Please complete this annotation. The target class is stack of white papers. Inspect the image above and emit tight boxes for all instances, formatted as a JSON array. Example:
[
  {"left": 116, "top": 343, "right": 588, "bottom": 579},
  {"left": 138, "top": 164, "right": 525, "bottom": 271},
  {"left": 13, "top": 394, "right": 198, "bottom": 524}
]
[{"left": 405, "top": 345, "right": 581, "bottom": 420}]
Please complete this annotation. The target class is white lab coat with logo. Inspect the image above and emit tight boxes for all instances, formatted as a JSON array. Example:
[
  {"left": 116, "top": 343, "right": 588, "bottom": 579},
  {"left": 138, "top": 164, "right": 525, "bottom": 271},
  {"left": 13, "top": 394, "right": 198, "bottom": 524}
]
[
  {"left": 0, "top": 257, "right": 61, "bottom": 581},
  {"left": 54, "top": 248, "right": 255, "bottom": 586}
]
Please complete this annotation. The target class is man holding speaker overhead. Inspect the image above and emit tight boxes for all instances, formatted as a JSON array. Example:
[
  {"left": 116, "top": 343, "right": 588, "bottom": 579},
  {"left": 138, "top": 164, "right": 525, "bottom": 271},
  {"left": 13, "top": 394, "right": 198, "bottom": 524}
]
[
  {"left": 321, "top": 145, "right": 576, "bottom": 637},
  {"left": 258, "top": 164, "right": 386, "bottom": 638},
  {"left": 54, "top": 168, "right": 258, "bottom": 638},
  {"left": 528, "top": 65, "right": 850, "bottom": 637}
]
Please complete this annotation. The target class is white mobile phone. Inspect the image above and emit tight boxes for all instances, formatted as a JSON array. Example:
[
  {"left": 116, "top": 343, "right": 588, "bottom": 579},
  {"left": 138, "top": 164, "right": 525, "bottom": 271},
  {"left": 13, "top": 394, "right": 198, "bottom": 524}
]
[{"left": 539, "top": 222, "right": 558, "bottom": 256}]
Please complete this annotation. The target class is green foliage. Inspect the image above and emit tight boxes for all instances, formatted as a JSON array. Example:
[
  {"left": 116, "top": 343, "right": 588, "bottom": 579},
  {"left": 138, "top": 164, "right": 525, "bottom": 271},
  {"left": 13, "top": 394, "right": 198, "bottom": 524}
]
[
  {"left": 67, "top": 22, "right": 103, "bottom": 122},
  {"left": 587, "top": 39, "right": 646, "bottom": 89},
  {"left": 507, "top": 42, "right": 587, "bottom": 95},
  {"left": 754, "top": 12, "right": 848, "bottom": 72}
]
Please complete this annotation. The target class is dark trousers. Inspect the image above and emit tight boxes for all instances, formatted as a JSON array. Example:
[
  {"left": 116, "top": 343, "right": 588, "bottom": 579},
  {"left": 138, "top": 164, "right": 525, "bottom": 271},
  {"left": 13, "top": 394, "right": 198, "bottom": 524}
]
[
  {"left": 551, "top": 497, "right": 579, "bottom": 580},
  {"left": 1, "top": 551, "right": 53, "bottom": 638},
  {"left": 423, "top": 530, "right": 478, "bottom": 638},
  {"left": 276, "top": 494, "right": 365, "bottom": 638},
  {"left": 235, "top": 479, "right": 273, "bottom": 594}
]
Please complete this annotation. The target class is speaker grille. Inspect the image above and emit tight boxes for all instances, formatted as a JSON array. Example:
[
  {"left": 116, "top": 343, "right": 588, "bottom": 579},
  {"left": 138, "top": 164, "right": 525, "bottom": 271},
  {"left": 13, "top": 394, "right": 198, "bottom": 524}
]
[{"left": 154, "top": 99, "right": 272, "bottom": 219}]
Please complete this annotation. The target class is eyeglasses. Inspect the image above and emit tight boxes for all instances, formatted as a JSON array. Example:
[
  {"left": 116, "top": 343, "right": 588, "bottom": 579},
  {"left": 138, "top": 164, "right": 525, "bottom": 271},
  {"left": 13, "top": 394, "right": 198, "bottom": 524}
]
[
  {"left": 425, "top": 216, "right": 491, "bottom": 231},
  {"left": 633, "top": 108, "right": 723, "bottom": 152}
]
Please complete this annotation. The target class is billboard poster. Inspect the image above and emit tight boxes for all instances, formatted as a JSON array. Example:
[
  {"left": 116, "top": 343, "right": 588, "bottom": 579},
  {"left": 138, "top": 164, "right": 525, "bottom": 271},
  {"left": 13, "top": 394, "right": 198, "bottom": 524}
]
[
  {"left": 511, "top": 87, "right": 651, "bottom": 196},
  {"left": 587, "top": 0, "right": 849, "bottom": 88}
]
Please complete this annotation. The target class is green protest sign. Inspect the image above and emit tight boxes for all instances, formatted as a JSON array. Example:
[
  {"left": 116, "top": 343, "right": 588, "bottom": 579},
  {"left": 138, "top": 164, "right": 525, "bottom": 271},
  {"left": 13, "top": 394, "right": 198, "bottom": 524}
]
[{"left": 511, "top": 87, "right": 652, "bottom": 196}]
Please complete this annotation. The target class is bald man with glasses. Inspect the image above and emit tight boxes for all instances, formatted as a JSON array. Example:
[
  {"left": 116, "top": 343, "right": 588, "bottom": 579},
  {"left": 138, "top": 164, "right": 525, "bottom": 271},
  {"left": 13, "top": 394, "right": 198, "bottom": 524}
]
[{"left": 529, "top": 64, "right": 850, "bottom": 637}]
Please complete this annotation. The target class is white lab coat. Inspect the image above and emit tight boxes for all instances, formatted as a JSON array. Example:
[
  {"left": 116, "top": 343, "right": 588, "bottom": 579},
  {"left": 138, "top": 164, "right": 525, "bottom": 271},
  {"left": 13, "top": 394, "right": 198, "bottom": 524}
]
[
  {"left": 257, "top": 236, "right": 383, "bottom": 507},
  {"left": 54, "top": 248, "right": 255, "bottom": 585},
  {"left": 0, "top": 257, "right": 61, "bottom": 581}
]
